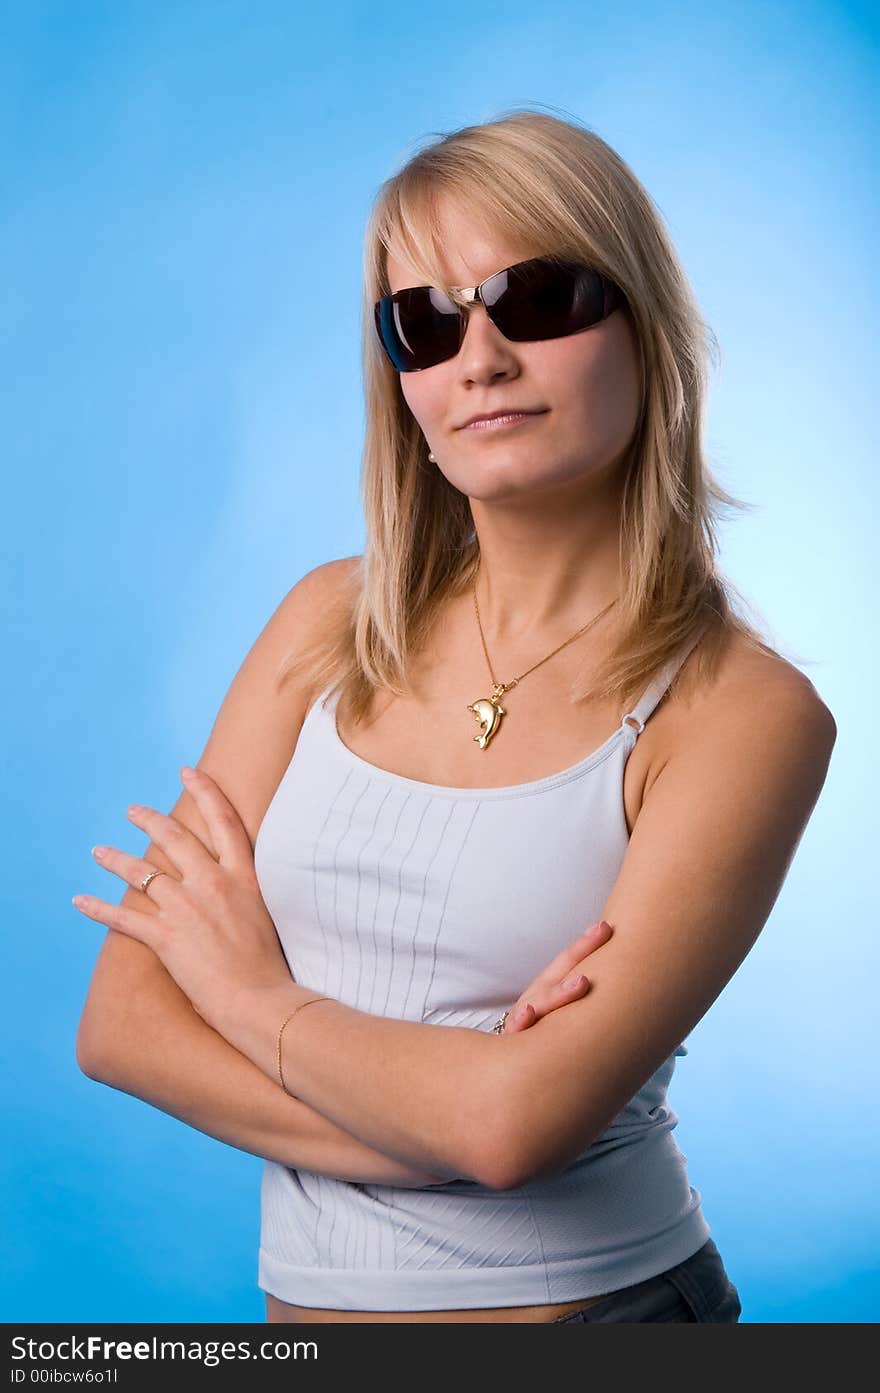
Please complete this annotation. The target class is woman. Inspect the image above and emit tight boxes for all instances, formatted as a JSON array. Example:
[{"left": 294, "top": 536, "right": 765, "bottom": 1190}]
[{"left": 75, "top": 110, "right": 836, "bottom": 1323}]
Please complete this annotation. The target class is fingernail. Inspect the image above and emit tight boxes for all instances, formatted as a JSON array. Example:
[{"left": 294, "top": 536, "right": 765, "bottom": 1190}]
[
  {"left": 563, "top": 975, "right": 586, "bottom": 990},
  {"left": 91, "top": 845, "right": 107, "bottom": 860}
]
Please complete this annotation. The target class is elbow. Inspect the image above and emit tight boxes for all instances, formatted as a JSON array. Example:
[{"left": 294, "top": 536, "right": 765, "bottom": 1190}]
[
  {"left": 476, "top": 1074, "right": 597, "bottom": 1191},
  {"left": 450, "top": 1128, "right": 510, "bottom": 1191},
  {"left": 478, "top": 1126, "right": 533, "bottom": 1190},
  {"left": 470, "top": 1064, "right": 532, "bottom": 1192},
  {"left": 76, "top": 1047, "right": 103, "bottom": 1082},
  {"left": 480, "top": 1155, "right": 530, "bottom": 1193},
  {"left": 75, "top": 1036, "right": 102, "bottom": 1082},
  {"left": 482, "top": 1137, "right": 591, "bottom": 1192},
  {"left": 75, "top": 1013, "right": 112, "bottom": 1082}
]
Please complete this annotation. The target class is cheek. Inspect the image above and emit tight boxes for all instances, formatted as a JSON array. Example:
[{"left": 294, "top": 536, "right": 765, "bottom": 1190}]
[
  {"left": 539, "top": 334, "right": 639, "bottom": 432},
  {"left": 399, "top": 373, "right": 450, "bottom": 434},
  {"left": 536, "top": 335, "right": 606, "bottom": 393}
]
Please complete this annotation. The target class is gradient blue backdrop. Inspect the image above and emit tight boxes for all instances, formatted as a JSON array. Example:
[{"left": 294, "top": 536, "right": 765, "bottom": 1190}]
[{"left": 2, "top": 0, "right": 876, "bottom": 1323}]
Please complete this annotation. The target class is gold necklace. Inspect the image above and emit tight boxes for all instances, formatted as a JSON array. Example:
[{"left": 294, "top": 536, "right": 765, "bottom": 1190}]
[{"left": 467, "top": 573, "right": 618, "bottom": 750}]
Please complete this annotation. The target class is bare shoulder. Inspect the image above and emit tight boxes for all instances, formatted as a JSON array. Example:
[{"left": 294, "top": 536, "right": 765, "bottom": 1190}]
[
  {"left": 239, "top": 553, "right": 361, "bottom": 703},
  {"left": 277, "top": 553, "right": 361, "bottom": 632},
  {"left": 294, "top": 552, "right": 362, "bottom": 605},
  {"left": 701, "top": 635, "right": 829, "bottom": 729},
  {"left": 121, "top": 551, "right": 361, "bottom": 859},
  {"left": 671, "top": 629, "right": 835, "bottom": 780},
  {"left": 100, "top": 548, "right": 361, "bottom": 879},
  {"left": 197, "top": 553, "right": 362, "bottom": 829},
  {"left": 630, "top": 632, "right": 836, "bottom": 822}
]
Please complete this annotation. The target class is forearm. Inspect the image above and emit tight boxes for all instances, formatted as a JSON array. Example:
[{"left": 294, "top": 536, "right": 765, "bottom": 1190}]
[
  {"left": 226, "top": 984, "right": 510, "bottom": 1188},
  {"left": 78, "top": 956, "right": 457, "bottom": 1187}
]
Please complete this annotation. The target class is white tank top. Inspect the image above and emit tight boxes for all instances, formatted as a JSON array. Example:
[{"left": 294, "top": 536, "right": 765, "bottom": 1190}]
[{"left": 254, "top": 631, "right": 711, "bottom": 1310}]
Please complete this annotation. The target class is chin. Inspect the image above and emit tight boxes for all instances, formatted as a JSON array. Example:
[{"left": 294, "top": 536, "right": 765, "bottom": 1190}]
[{"left": 458, "top": 461, "right": 568, "bottom": 499}]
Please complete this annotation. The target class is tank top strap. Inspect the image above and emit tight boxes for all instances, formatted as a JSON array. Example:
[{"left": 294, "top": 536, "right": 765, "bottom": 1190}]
[{"left": 619, "top": 627, "right": 707, "bottom": 737}]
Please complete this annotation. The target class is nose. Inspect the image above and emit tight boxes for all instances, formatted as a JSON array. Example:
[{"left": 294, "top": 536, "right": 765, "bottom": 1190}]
[{"left": 455, "top": 302, "right": 520, "bottom": 384}]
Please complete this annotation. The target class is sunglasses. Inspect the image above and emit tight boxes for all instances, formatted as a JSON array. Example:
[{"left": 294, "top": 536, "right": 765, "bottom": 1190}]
[{"left": 374, "top": 255, "right": 625, "bottom": 373}]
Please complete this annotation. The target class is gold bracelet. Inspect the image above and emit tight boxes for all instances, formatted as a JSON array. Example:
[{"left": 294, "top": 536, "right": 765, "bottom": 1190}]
[{"left": 277, "top": 995, "right": 333, "bottom": 1095}]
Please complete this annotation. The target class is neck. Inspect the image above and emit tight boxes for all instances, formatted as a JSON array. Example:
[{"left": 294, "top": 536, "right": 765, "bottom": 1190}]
[{"left": 468, "top": 479, "right": 624, "bottom": 646}]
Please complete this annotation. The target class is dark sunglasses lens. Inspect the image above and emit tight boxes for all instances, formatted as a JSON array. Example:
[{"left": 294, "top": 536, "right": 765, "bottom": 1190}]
[
  {"left": 375, "top": 286, "right": 462, "bottom": 372},
  {"left": 485, "top": 260, "right": 614, "bottom": 341}
]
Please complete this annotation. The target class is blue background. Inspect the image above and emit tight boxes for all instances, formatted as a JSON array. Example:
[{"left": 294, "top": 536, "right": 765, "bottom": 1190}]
[{"left": 2, "top": 0, "right": 876, "bottom": 1323}]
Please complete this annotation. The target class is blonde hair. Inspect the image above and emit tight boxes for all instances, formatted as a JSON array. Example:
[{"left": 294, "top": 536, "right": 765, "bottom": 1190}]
[{"left": 278, "top": 105, "right": 795, "bottom": 729}]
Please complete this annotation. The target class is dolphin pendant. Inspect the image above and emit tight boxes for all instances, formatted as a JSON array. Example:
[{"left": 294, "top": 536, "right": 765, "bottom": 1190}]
[{"left": 466, "top": 685, "right": 508, "bottom": 750}]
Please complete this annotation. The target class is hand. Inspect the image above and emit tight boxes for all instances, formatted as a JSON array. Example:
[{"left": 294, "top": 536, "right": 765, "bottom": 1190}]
[
  {"left": 72, "top": 765, "right": 294, "bottom": 1035},
  {"left": 497, "top": 920, "right": 614, "bottom": 1034}
]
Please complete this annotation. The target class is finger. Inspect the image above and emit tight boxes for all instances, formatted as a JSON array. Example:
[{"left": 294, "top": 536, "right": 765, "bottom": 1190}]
[
  {"left": 557, "top": 919, "right": 612, "bottom": 966},
  {"left": 180, "top": 766, "right": 255, "bottom": 873},
  {"left": 516, "top": 920, "right": 613, "bottom": 1001},
  {"left": 90, "top": 843, "right": 182, "bottom": 897},
  {"left": 503, "top": 976, "right": 592, "bottom": 1032},
  {"left": 533, "top": 920, "right": 612, "bottom": 985},
  {"left": 501, "top": 1002, "right": 535, "bottom": 1033},
  {"left": 126, "top": 801, "right": 219, "bottom": 889},
  {"left": 71, "top": 891, "right": 164, "bottom": 949}
]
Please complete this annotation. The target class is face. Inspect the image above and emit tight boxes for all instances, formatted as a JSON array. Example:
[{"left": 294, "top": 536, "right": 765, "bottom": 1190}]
[{"left": 387, "top": 198, "right": 642, "bottom": 508}]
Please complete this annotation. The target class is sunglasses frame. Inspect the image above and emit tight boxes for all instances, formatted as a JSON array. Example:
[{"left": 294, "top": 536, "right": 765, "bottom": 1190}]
[{"left": 373, "top": 255, "right": 624, "bottom": 373}]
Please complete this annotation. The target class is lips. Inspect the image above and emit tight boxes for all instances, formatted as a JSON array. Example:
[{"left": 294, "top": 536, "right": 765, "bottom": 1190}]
[{"left": 459, "top": 408, "right": 548, "bottom": 429}]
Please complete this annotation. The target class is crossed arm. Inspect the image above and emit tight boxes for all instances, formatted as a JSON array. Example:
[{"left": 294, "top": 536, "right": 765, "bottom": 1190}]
[
  {"left": 79, "top": 668, "right": 835, "bottom": 1193},
  {"left": 76, "top": 927, "right": 461, "bottom": 1187},
  {"left": 220, "top": 672, "right": 836, "bottom": 1189}
]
